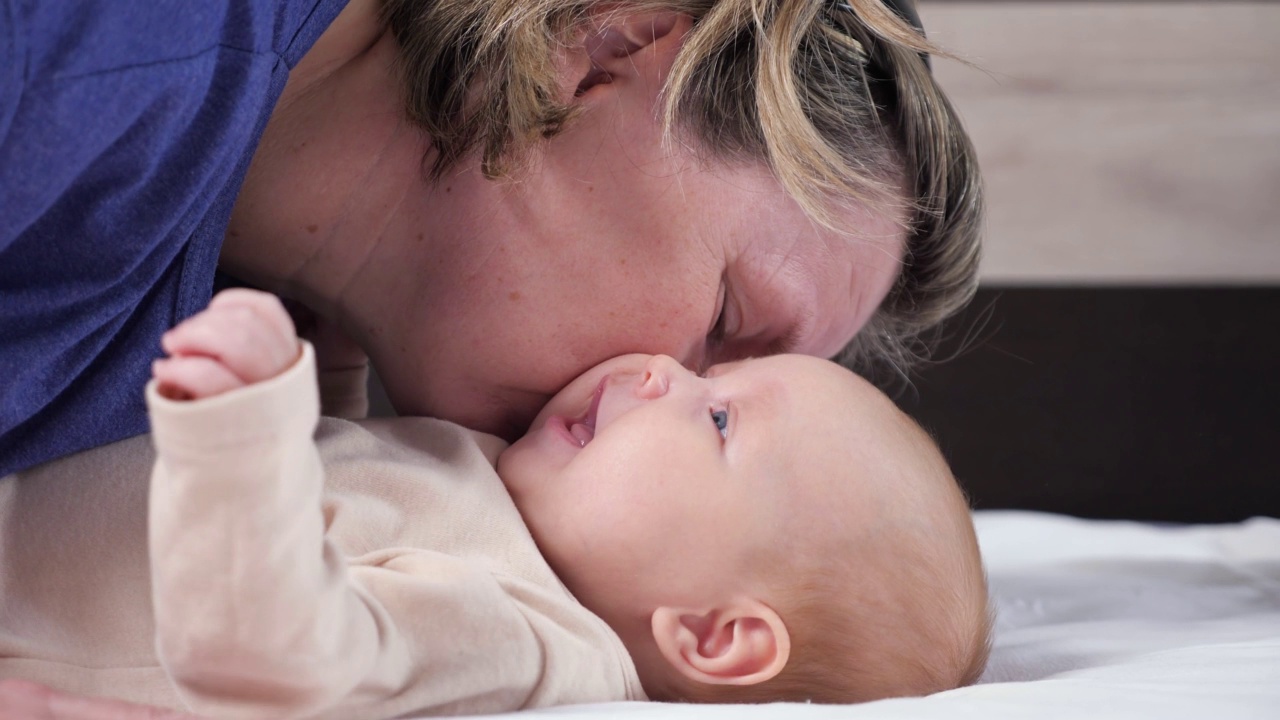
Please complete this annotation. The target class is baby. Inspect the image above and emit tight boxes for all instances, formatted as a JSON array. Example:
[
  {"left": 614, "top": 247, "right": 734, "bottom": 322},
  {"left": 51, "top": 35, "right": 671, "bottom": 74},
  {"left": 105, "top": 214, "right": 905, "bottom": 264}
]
[{"left": 0, "top": 290, "right": 991, "bottom": 717}]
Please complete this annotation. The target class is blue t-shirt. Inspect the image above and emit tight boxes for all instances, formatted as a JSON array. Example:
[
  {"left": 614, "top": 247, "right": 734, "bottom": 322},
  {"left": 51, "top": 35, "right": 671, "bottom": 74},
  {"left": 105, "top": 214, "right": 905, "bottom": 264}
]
[{"left": 0, "top": 0, "right": 349, "bottom": 476}]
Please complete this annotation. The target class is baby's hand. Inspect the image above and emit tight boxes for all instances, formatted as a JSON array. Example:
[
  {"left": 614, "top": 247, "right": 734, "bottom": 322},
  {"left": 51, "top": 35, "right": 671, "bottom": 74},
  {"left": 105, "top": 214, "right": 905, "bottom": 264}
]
[{"left": 152, "top": 288, "right": 301, "bottom": 401}]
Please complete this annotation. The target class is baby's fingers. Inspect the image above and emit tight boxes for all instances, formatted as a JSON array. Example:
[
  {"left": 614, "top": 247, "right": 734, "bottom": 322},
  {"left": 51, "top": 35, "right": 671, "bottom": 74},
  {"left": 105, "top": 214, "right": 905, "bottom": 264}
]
[
  {"left": 162, "top": 308, "right": 298, "bottom": 384},
  {"left": 152, "top": 356, "right": 246, "bottom": 401},
  {"left": 207, "top": 288, "right": 297, "bottom": 344}
]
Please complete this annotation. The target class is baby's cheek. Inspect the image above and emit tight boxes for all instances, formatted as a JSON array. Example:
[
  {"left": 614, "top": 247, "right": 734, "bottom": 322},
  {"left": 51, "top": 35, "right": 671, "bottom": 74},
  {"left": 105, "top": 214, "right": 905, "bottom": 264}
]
[{"left": 557, "top": 472, "right": 631, "bottom": 537}]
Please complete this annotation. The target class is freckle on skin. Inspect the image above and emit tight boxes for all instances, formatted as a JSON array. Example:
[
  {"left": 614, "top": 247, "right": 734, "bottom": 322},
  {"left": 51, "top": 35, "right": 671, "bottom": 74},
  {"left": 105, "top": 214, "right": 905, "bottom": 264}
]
[
  {"left": 445, "top": 186, "right": 452, "bottom": 193},
  {"left": 417, "top": 233, "right": 424, "bottom": 242},
  {"left": 509, "top": 291, "right": 521, "bottom": 301},
  {"left": 306, "top": 224, "right": 318, "bottom": 234}
]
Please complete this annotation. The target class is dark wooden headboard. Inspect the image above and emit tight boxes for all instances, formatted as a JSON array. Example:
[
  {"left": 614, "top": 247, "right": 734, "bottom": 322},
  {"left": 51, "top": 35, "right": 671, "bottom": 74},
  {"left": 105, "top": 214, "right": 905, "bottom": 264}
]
[{"left": 898, "top": 286, "right": 1280, "bottom": 523}]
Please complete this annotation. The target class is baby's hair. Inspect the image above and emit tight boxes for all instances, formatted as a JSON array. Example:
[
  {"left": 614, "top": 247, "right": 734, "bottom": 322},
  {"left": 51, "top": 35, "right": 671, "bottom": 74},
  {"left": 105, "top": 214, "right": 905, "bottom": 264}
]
[
  {"left": 733, "top": 561, "right": 992, "bottom": 703},
  {"left": 380, "top": 0, "right": 982, "bottom": 381},
  {"left": 658, "top": 411, "right": 993, "bottom": 704}
]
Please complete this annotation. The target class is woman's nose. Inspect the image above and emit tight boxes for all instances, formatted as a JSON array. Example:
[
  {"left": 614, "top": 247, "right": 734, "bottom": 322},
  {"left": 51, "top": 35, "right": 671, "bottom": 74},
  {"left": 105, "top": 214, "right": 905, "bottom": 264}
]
[{"left": 636, "top": 354, "right": 685, "bottom": 400}]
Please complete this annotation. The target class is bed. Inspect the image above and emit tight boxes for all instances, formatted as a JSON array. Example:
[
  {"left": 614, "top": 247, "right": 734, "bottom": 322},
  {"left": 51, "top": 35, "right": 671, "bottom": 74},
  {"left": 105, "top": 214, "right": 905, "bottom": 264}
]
[{"left": 454, "top": 510, "right": 1280, "bottom": 719}]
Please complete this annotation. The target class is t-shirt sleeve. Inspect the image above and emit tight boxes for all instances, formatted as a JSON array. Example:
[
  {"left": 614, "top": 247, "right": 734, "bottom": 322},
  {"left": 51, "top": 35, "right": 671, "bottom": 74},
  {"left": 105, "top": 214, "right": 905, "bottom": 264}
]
[
  {"left": 0, "top": 0, "right": 346, "bottom": 478},
  {"left": 0, "top": 1, "right": 21, "bottom": 171},
  {"left": 145, "top": 344, "right": 547, "bottom": 717}
]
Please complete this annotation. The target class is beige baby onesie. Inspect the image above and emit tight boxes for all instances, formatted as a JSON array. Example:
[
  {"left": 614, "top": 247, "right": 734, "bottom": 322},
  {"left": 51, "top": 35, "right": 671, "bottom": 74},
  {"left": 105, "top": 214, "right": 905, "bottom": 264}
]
[{"left": 0, "top": 345, "right": 644, "bottom": 718}]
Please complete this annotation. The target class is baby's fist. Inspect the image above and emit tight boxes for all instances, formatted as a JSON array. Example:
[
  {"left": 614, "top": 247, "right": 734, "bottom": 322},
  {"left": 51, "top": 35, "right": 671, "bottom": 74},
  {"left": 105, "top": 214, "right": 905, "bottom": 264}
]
[{"left": 152, "top": 289, "right": 301, "bottom": 401}]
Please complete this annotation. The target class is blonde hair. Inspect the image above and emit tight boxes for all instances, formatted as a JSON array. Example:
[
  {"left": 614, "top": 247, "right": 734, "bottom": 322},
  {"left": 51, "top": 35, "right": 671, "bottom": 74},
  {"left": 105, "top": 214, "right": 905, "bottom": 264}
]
[{"left": 380, "top": 0, "right": 983, "bottom": 377}]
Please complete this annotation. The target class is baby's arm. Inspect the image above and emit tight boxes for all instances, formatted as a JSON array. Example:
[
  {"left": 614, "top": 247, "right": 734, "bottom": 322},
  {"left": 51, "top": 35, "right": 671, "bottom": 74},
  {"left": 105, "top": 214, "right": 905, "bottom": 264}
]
[
  {"left": 146, "top": 290, "right": 404, "bottom": 716},
  {"left": 155, "top": 291, "right": 370, "bottom": 417}
]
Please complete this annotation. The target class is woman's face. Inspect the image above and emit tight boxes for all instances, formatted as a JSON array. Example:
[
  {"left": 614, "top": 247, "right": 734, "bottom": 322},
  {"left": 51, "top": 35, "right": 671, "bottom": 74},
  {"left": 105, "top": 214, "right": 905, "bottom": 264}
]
[
  {"left": 381, "top": 141, "right": 905, "bottom": 439},
  {"left": 370, "top": 14, "right": 906, "bottom": 439},
  {"left": 226, "top": 9, "right": 906, "bottom": 439}
]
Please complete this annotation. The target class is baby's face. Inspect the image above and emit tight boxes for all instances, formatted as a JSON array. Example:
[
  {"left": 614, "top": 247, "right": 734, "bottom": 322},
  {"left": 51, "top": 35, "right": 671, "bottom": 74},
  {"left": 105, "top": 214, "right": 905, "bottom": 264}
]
[{"left": 497, "top": 352, "right": 906, "bottom": 629}]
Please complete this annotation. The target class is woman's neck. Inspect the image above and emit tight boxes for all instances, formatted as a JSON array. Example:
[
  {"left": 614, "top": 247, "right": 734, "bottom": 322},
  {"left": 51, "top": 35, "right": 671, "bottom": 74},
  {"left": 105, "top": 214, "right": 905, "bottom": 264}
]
[
  {"left": 220, "top": 0, "right": 530, "bottom": 388},
  {"left": 220, "top": 0, "right": 421, "bottom": 318}
]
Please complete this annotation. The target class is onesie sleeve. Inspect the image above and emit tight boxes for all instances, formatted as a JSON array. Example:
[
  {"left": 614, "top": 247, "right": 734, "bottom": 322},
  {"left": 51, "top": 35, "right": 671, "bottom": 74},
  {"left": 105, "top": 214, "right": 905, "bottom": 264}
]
[
  {"left": 145, "top": 345, "right": 559, "bottom": 718},
  {"left": 146, "top": 343, "right": 397, "bottom": 716}
]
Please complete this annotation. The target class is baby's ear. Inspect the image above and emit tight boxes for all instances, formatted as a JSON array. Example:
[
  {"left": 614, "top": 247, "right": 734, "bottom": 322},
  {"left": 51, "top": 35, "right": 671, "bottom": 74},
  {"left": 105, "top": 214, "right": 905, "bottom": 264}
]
[{"left": 650, "top": 599, "right": 791, "bottom": 688}]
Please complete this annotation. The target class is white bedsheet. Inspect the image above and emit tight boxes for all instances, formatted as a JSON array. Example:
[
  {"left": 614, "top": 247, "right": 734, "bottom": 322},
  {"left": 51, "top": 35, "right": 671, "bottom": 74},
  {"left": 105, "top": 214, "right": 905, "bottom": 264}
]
[{"left": 453, "top": 511, "right": 1280, "bottom": 719}]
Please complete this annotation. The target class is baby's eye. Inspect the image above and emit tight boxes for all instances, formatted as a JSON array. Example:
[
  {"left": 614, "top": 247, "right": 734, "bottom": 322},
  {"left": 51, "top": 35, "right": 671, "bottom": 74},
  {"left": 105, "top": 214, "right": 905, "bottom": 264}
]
[{"left": 710, "top": 408, "right": 729, "bottom": 439}]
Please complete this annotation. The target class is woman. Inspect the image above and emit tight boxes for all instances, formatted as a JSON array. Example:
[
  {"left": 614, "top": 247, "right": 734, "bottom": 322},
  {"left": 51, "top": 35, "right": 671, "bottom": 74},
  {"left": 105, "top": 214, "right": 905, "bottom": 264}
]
[
  {"left": 1, "top": 0, "right": 981, "bottom": 713},
  {"left": 0, "top": 0, "right": 979, "bottom": 478}
]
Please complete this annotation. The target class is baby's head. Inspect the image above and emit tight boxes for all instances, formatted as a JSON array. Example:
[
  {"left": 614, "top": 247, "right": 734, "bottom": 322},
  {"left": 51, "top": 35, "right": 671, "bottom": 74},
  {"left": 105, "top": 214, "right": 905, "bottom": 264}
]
[{"left": 497, "top": 353, "right": 991, "bottom": 703}]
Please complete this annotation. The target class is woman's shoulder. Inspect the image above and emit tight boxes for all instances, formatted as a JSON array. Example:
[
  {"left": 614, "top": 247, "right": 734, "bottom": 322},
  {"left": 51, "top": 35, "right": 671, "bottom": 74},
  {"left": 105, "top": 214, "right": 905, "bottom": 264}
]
[
  {"left": 0, "top": 1, "right": 350, "bottom": 478},
  {"left": 12, "top": 0, "right": 348, "bottom": 77}
]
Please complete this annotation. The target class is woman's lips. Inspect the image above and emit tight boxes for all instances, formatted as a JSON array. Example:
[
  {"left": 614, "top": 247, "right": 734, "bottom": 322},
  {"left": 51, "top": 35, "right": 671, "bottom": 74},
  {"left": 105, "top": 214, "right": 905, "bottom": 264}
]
[{"left": 556, "top": 377, "right": 608, "bottom": 448}]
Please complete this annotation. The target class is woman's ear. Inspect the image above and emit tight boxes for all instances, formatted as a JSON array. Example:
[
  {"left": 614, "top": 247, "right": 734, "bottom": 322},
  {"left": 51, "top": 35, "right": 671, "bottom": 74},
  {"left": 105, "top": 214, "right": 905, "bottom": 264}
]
[
  {"left": 568, "top": 11, "right": 693, "bottom": 96},
  {"left": 650, "top": 599, "right": 791, "bottom": 687}
]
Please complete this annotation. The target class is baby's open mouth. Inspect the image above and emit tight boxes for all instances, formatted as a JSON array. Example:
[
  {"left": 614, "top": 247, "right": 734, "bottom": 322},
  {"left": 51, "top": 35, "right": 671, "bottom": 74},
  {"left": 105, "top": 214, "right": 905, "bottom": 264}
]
[
  {"left": 568, "top": 419, "right": 593, "bottom": 447},
  {"left": 567, "top": 378, "right": 607, "bottom": 448}
]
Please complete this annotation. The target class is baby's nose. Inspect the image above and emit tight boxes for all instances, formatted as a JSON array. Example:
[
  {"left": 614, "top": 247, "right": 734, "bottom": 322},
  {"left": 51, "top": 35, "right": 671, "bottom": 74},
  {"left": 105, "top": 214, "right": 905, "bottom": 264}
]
[{"left": 636, "top": 355, "right": 681, "bottom": 399}]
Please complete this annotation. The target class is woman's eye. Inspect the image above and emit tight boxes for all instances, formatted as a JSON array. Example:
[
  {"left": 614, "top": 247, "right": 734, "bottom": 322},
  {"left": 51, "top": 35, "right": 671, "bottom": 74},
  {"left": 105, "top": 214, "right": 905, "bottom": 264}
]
[
  {"left": 710, "top": 409, "right": 729, "bottom": 439},
  {"left": 708, "top": 279, "right": 742, "bottom": 348},
  {"left": 709, "top": 308, "right": 726, "bottom": 343},
  {"left": 708, "top": 286, "right": 728, "bottom": 344}
]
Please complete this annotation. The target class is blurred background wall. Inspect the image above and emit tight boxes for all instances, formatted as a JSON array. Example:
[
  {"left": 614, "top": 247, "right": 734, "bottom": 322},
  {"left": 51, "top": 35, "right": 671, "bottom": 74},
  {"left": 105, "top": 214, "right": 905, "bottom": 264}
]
[{"left": 901, "top": 1, "right": 1280, "bottom": 521}]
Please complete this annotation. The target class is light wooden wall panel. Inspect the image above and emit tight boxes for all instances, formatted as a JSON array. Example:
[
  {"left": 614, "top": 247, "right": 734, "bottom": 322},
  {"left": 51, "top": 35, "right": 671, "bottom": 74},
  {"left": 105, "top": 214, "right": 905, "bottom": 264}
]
[{"left": 919, "top": 2, "right": 1280, "bottom": 283}]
